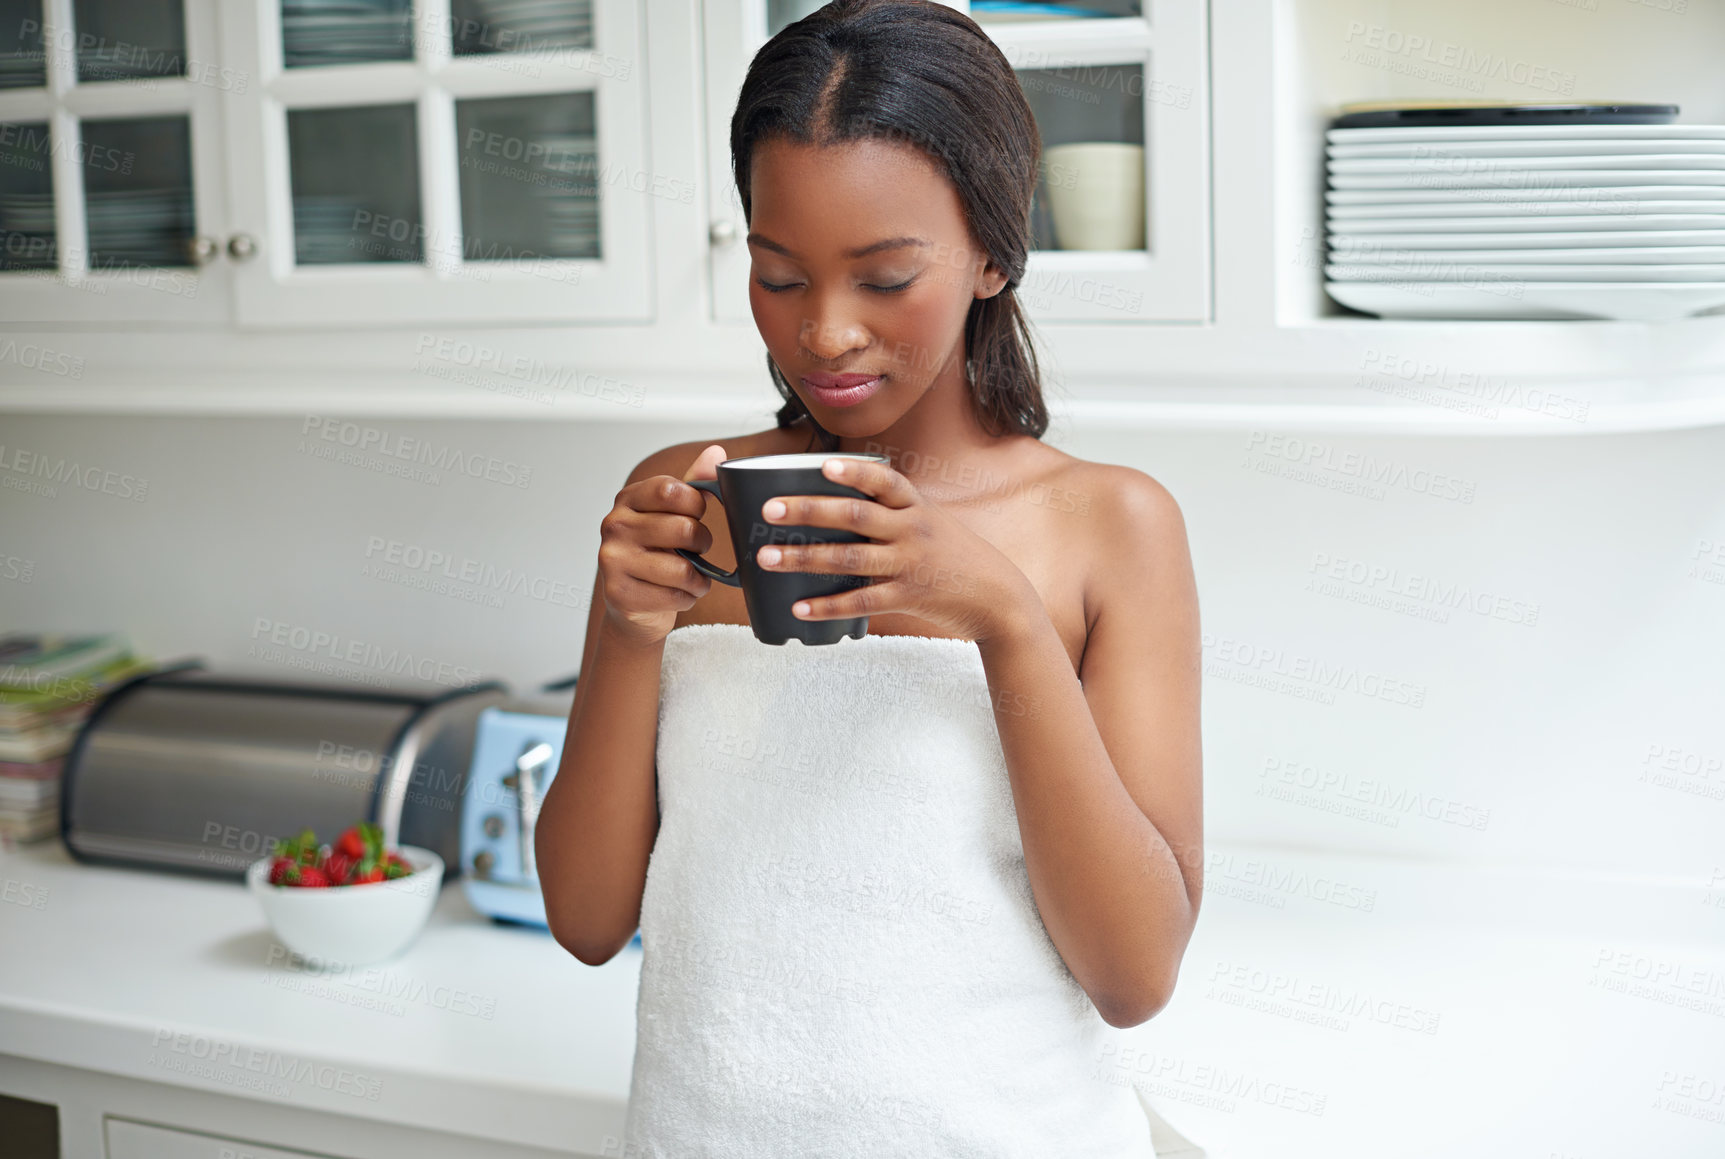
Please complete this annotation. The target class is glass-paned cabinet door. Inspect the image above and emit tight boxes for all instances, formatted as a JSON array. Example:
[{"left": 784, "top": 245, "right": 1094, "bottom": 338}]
[
  {"left": 219, "top": 0, "right": 646, "bottom": 327},
  {"left": 0, "top": 0, "right": 232, "bottom": 323},
  {"left": 701, "top": 0, "right": 1207, "bottom": 324}
]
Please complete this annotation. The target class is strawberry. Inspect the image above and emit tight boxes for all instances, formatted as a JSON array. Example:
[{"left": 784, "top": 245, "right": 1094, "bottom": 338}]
[
  {"left": 335, "top": 826, "right": 367, "bottom": 861},
  {"left": 352, "top": 865, "right": 386, "bottom": 885},
  {"left": 268, "top": 857, "right": 297, "bottom": 886},
  {"left": 295, "top": 865, "right": 333, "bottom": 888},
  {"left": 323, "top": 852, "right": 355, "bottom": 884}
]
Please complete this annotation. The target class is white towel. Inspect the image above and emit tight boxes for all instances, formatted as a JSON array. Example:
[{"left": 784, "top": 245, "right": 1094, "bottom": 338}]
[{"left": 620, "top": 623, "right": 1203, "bottom": 1158}]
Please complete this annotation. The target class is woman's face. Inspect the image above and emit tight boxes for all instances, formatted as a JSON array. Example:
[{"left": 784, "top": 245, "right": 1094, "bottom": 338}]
[{"left": 746, "top": 136, "right": 1007, "bottom": 436}]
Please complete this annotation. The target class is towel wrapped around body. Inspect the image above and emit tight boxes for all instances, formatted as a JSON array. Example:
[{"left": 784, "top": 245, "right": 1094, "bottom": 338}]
[{"left": 620, "top": 622, "right": 1193, "bottom": 1158}]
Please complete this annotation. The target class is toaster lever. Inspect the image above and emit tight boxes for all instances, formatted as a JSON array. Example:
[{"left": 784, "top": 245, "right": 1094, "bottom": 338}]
[{"left": 515, "top": 742, "right": 554, "bottom": 882}]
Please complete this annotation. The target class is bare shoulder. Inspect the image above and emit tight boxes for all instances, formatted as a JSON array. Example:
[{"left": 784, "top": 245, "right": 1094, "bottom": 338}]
[
  {"left": 1057, "top": 457, "right": 1193, "bottom": 624},
  {"left": 622, "top": 427, "right": 795, "bottom": 487}
]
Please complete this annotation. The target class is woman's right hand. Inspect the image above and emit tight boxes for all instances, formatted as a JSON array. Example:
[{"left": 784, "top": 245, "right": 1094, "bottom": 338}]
[{"left": 596, "top": 444, "right": 728, "bottom": 646}]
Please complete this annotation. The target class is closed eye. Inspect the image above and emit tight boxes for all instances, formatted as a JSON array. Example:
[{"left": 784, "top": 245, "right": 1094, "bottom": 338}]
[{"left": 754, "top": 276, "right": 919, "bottom": 294}]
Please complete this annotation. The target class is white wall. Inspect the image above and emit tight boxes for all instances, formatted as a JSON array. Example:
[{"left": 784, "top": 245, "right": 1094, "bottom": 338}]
[{"left": 4, "top": 411, "right": 1720, "bottom": 882}]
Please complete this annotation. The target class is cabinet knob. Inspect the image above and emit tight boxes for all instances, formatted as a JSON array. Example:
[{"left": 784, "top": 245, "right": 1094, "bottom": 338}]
[
  {"left": 227, "top": 233, "right": 259, "bottom": 262},
  {"left": 187, "top": 235, "right": 220, "bottom": 266},
  {"left": 709, "top": 219, "right": 738, "bottom": 247}
]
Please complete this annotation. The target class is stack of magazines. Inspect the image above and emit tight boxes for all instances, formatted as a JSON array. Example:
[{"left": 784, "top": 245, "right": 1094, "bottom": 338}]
[{"left": 0, "top": 633, "right": 153, "bottom": 844}]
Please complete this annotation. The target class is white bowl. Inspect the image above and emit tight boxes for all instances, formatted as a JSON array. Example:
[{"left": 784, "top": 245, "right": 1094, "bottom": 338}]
[{"left": 247, "top": 845, "right": 444, "bottom": 967}]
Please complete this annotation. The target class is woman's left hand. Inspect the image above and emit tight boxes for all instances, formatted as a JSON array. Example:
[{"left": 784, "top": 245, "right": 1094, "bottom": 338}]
[{"left": 755, "top": 456, "right": 1034, "bottom": 643}]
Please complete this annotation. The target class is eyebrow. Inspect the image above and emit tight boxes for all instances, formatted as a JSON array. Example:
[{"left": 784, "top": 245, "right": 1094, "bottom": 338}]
[{"left": 746, "top": 233, "right": 930, "bottom": 260}]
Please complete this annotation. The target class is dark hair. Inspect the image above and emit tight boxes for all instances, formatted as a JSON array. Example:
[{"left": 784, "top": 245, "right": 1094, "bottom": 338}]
[{"left": 730, "top": 0, "right": 1048, "bottom": 452}]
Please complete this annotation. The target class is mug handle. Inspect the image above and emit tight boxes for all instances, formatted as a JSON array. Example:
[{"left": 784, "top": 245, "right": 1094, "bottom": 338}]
[{"left": 673, "top": 477, "right": 742, "bottom": 587}]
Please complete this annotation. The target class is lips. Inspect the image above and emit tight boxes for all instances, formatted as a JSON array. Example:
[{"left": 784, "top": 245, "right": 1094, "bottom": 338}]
[{"left": 802, "top": 372, "right": 883, "bottom": 390}]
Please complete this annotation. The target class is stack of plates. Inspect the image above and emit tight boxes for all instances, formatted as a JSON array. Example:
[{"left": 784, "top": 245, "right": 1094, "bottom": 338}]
[
  {"left": 1323, "top": 124, "right": 1725, "bottom": 321},
  {"left": 282, "top": 0, "right": 414, "bottom": 68}
]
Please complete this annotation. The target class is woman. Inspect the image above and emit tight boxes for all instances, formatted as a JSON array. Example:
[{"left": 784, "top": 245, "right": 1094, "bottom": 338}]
[{"left": 537, "top": 1, "right": 1204, "bottom": 1153}]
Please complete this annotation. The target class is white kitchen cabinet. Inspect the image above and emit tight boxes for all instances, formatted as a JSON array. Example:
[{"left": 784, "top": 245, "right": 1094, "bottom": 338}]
[
  {"left": 217, "top": 0, "right": 653, "bottom": 326},
  {"left": 0, "top": 0, "right": 652, "bottom": 328},
  {"left": 702, "top": 0, "right": 1211, "bottom": 323},
  {"left": 0, "top": 0, "right": 234, "bottom": 324}
]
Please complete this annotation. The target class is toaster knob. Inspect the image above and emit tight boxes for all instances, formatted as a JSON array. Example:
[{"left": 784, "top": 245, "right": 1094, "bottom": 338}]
[
  {"left": 472, "top": 850, "right": 495, "bottom": 879},
  {"left": 482, "top": 813, "right": 505, "bottom": 839}
]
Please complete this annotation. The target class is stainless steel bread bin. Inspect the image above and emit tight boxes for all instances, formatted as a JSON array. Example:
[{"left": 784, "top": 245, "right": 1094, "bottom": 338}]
[{"left": 61, "top": 662, "right": 508, "bottom": 880}]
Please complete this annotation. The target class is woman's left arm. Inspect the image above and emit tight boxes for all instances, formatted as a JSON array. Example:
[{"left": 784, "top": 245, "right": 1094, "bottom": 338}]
[
  {"left": 757, "top": 458, "right": 1203, "bottom": 1029},
  {"left": 976, "top": 468, "right": 1203, "bottom": 1029}
]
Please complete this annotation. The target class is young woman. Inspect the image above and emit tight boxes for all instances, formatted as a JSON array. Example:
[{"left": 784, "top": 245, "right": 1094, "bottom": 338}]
[{"left": 537, "top": 1, "right": 1203, "bottom": 1153}]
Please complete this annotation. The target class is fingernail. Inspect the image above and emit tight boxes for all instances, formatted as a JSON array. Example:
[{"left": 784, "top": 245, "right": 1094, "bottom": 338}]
[
  {"left": 764, "top": 500, "right": 786, "bottom": 519},
  {"left": 759, "top": 546, "right": 781, "bottom": 566}
]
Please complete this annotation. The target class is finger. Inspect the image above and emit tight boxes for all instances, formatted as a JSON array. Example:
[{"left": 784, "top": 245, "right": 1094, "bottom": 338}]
[
  {"left": 757, "top": 540, "right": 894, "bottom": 577},
  {"left": 791, "top": 579, "right": 902, "bottom": 622},
  {"left": 631, "top": 474, "right": 708, "bottom": 517},
  {"left": 636, "top": 510, "right": 712, "bottom": 554},
  {"left": 763, "top": 493, "right": 905, "bottom": 538},
  {"left": 683, "top": 444, "right": 727, "bottom": 483},
  {"left": 609, "top": 571, "right": 703, "bottom": 612},
  {"left": 820, "top": 456, "right": 917, "bottom": 509},
  {"left": 631, "top": 549, "right": 712, "bottom": 599}
]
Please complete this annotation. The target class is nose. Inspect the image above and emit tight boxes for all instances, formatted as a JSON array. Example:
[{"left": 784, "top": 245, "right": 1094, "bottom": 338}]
[{"left": 798, "top": 291, "right": 870, "bottom": 363}]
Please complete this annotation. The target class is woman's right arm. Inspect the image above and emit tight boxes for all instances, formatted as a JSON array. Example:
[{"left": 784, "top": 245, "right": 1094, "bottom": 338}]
[{"left": 536, "top": 444, "right": 726, "bottom": 965}]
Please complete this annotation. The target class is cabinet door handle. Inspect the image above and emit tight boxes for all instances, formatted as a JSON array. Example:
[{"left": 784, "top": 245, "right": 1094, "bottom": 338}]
[
  {"left": 709, "top": 219, "right": 738, "bottom": 247},
  {"left": 227, "top": 233, "right": 259, "bottom": 262},
  {"left": 187, "top": 235, "right": 221, "bottom": 266}
]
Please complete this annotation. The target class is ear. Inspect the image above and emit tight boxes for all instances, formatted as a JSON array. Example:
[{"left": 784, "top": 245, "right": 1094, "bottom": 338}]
[{"left": 973, "top": 260, "right": 1009, "bottom": 301}]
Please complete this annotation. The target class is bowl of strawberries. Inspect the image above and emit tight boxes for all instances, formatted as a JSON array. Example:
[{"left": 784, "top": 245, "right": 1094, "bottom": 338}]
[{"left": 247, "top": 821, "right": 445, "bottom": 966}]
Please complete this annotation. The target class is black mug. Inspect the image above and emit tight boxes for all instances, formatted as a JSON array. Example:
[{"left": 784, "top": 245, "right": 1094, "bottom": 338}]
[{"left": 675, "top": 452, "right": 889, "bottom": 646}]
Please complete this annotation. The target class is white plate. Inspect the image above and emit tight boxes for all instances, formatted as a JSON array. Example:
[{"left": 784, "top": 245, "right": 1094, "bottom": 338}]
[
  {"left": 1330, "top": 172, "right": 1725, "bottom": 190},
  {"left": 1326, "top": 211, "right": 1725, "bottom": 231},
  {"left": 1324, "top": 280, "right": 1725, "bottom": 322},
  {"left": 1329, "top": 154, "right": 1725, "bottom": 174},
  {"left": 1327, "top": 125, "right": 1725, "bottom": 145},
  {"left": 1329, "top": 228, "right": 1725, "bottom": 247},
  {"left": 1326, "top": 186, "right": 1725, "bottom": 206},
  {"left": 1326, "top": 262, "right": 1725, "bottom": 282},
  {"left": 1327, "top": 244, "right": 1725, "bottom": 265},
  {"left": 1328, "top": 139, "right": 1725, "bottom": 159}
]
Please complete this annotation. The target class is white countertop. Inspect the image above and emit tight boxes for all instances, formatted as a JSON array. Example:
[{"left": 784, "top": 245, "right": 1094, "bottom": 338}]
[{"left": 3, "top": 837, "right": 1723, "bottom": 1158}]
